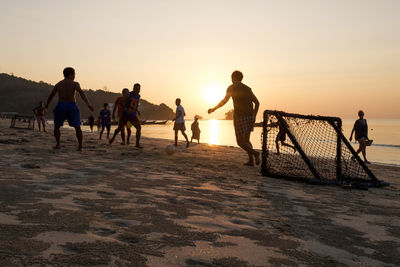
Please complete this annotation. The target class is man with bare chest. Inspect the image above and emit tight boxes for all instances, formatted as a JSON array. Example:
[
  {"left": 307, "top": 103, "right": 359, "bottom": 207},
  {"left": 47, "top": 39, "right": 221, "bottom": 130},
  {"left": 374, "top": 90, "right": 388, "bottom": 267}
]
[{"left": 45, "top": 67, "right": 94, "bottom": 151}]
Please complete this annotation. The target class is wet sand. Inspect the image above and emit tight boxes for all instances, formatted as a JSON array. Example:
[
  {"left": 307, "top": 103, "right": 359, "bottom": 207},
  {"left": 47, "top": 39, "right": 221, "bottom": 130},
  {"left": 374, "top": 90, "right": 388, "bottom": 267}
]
[{"left": 0, "top": 119, "right": 399, "bottom": 266}]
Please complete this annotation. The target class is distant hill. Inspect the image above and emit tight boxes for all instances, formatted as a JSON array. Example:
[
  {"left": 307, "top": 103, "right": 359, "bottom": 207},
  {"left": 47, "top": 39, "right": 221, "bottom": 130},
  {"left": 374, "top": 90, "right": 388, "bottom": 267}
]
[{"left": 0, "top": 73, "right": 175, "bottom": 120}]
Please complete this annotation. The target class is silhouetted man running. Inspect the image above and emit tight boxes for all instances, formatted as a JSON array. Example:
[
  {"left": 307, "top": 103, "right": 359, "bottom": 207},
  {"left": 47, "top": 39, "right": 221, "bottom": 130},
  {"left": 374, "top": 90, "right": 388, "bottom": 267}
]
[
  {"left": 208, "top": 70, "right": 260, "bottom": 166},
  {"left": 45, "top": 67, "right": 94, "bottom": 151}
]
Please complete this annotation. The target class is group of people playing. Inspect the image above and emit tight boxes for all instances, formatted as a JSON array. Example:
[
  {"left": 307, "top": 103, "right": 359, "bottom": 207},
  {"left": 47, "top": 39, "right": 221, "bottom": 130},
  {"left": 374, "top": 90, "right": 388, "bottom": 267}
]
[{"left": 37, "top": 67, "right": 371, "bottom": 165}]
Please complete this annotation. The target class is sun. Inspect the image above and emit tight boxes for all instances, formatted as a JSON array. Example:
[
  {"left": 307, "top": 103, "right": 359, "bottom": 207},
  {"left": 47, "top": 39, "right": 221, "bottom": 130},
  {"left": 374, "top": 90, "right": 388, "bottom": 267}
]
[{"left": 203, "top": 85, "right": 225, "bottom": 105}]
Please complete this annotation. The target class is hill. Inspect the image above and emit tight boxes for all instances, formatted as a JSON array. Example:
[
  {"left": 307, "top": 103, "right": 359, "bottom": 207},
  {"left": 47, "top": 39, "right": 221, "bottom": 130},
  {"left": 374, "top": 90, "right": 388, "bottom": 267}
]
[{"left": 0, "top": 73, "right": 175, "bottom": 120}]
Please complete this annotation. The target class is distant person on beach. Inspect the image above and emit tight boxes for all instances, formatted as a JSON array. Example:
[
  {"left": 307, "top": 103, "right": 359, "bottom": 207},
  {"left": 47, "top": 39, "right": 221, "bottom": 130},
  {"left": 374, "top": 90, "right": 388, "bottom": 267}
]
[
  {"left": 268, "top": 121, "right": 296, "bottom": 155},
  {"left": 33, "top": 101, "right": 47, "bottom": 132},
  {"left": 172, "top": 98, "right": 189, "bottom": 148},
  {"left": 190, "top": 116, "right": 201, "bottom": 144},
  {"left": 109, "top": 83, "right": 142, "bottom": 148},
  {"left": 112, "top": 88, "right": 132, "bottom": 145},
  {"left": 45, "top": 67, "right": 94, "bottom": 151},
  {"left": 97, "top": 116, "right": 101, "bottom": 132},
  {"left": 208, "top": 70, "right": 260, "bottom": 166},
  {"left": 99, "top": 103, "right": 111, "bottom": 140},
  {"left": 350, "top": 110, "right": 371, "bottom": 164},
  {"left": 88, "top": 114, "right": 95, "bottom": 132}
]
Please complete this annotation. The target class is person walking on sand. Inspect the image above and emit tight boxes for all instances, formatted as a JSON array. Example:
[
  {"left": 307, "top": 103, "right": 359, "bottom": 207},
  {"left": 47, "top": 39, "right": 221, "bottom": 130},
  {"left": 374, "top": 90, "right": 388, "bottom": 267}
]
[
  {"left": 33, "top": 101, "right": 47, "bottom": 132},
  {"left": 172, "top": 98, "right": 189, "bottom": 148},
  {"left": 190, "top": 116, "right": 201, "bottom": 144},
  {"left": 99, "top": 103, "right": 111, "bottom": 140},
  {"left": 112, "top": 88, "right": 132, "bottom": 145},
  {"left": 109, "top": 83, "right": 142, "bottom": 148},
  {"left": 350, "top": 110, "right": 372, "bottom": 164},
  {"left": 45, "top": 67, "right": 94, "bottom": 151},
  {"left": 88, "top": 114, "right": 95, "bottom": 133},
  {"left": 208, "top": 70, "right": 260, "bottom": 166}
]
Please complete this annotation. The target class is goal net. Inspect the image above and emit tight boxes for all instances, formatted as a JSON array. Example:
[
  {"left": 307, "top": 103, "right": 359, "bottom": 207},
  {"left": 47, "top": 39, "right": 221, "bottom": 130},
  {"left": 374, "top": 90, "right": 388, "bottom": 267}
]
[
  {"left": 10, "top": 115, "right": 35, "bottom": 130},
  {"left": 261, "top": 110, "right": 388, "bottom": 188}
]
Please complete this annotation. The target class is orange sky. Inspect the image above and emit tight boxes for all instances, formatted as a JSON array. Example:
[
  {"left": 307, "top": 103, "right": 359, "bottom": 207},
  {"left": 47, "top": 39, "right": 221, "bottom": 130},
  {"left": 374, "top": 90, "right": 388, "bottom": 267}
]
[{"left": 1, "top": 0, "right": 399, "bottom": 119}]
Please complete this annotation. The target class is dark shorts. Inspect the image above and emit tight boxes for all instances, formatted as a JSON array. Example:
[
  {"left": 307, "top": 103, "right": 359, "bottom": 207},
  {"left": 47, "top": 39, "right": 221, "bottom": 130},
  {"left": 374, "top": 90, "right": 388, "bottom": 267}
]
[
  {"left": 101, "top": 123, "right": 111, "bottom": 131},
  {"left": 174, "top": 122, "right": 186, "bottom": 131},
  {"left": 234, "top": 116, "right": 254, "bottom": 135},
  {"left": 53, "top": 102, "right": 81, "bottom": 127}
]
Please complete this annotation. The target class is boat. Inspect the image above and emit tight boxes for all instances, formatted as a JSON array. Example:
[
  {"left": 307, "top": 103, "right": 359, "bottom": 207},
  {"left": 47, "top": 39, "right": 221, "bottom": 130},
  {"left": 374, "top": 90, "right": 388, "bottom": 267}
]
[{"left": 141, "top": 120, "right": 168, "bottom": 125}]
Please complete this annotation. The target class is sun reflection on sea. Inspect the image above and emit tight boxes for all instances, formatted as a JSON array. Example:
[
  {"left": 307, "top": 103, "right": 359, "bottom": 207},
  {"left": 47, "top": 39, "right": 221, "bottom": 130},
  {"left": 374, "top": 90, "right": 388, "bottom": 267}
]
[{"left": 208, "top": 119, "right": 219, "bottom": 145}]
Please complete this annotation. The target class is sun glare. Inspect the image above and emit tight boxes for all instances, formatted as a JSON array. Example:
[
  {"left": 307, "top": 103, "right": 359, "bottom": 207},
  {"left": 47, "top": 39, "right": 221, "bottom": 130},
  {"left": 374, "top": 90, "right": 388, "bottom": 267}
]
[
  {"left": 203, "top": 85, "right": 225, "bottom": 105},
  {"left": 208, "top": 119, "right": 220, "bottom": 145}
]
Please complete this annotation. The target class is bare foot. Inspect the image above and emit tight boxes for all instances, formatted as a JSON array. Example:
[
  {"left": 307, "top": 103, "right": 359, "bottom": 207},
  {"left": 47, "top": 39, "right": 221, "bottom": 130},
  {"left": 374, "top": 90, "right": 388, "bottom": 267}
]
[
  {"left": 53, "top": 145, "right": 60, "bottom": 149},
  {"left": 186, "top": 142, "right": 190, "bottom": 148},
  {"left": 77, "top": 146, "right": 83, "bottom": 152},
  {"left": 109, "top": 138, "right": 114, "bottom": 145},
  {"left": 364, "top": 160, "right": 371, "bottom": 164},
  {"left": 120, "top": 142, "right": 125, "bottom": 145},
  {"left": 244, "top": 161, "right": 254, "bottom": 166},
  {"left": 135, "top": 144, "right": 143, "bottom": 149}
]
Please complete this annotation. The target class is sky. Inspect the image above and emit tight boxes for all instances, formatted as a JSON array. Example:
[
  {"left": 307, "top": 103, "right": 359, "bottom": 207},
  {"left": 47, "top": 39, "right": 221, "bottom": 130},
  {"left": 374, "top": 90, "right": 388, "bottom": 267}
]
[{"left": 1, "top": 0, "right": 399, "bottom": 119}]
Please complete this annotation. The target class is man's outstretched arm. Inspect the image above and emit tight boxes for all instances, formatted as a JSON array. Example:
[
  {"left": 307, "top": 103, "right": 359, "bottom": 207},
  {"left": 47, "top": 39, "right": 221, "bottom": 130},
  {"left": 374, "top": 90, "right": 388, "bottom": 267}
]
[
  {"left": 76, "top": 83, "right": 94, "bottom": 111},
  {"left": 208, "top": 88, "right": 231, "bottom": 114}
]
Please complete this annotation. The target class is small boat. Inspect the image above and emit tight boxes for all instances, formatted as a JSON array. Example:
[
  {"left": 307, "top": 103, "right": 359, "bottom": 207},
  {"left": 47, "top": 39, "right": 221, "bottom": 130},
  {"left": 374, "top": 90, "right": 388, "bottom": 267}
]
[{"left": 141, "top": 120, "right": 168, "bottom": 125}]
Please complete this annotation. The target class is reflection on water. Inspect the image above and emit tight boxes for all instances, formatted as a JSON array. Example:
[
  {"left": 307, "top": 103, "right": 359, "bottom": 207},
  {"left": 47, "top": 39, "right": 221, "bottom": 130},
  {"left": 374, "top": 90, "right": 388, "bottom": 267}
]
[{"left": 208, "top": 119, "right": 219, "bottom": 145}]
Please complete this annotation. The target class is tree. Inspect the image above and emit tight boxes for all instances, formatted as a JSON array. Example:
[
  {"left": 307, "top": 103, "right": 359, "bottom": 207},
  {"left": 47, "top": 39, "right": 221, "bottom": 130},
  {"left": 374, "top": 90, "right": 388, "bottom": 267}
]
[{"left": 225, "top": 109, "right": 234, "bottom": 120}]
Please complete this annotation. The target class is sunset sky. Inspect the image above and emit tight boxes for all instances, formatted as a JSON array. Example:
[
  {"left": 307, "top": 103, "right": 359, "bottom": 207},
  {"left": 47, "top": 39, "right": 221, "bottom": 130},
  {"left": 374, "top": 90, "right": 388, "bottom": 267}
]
[{"left": 1, "top": 0, "right": 399, "bottom": 119}]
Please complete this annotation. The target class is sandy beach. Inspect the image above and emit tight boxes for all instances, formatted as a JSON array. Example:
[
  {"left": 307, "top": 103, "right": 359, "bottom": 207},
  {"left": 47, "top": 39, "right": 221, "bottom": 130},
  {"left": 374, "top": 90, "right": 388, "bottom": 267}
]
[{"left": 0, "top": 119, "right": 399, "bottom": 266}]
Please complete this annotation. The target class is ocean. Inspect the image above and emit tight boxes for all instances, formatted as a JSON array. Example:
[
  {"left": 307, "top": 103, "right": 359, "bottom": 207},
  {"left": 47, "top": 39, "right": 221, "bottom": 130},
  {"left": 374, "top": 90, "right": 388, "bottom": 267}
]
[{"left": 79, "top": 119, "right": 400, "bottom": 166}]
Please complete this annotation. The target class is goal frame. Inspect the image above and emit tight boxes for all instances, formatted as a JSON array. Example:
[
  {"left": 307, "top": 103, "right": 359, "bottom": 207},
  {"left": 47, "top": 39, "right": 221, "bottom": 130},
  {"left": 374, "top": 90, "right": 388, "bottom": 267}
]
[{"left": 261, "top": 110, "right": 379, "bottom": 185}]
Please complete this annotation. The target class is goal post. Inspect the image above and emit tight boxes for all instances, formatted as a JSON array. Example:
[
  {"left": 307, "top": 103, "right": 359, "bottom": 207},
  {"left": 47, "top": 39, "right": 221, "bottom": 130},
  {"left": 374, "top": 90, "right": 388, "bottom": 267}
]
[{"left": 261, "top": 110, "right": 388, "bottom": 188}]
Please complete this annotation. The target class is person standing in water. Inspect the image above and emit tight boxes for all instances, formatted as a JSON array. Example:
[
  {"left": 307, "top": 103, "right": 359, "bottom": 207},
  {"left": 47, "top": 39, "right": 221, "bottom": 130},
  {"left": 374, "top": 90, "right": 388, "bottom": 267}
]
[
  {"left": 190, "top": 116, "right": 201, "bottom": 144},
  {"left": 350, "top": 110, "right": 371, "bottom": 164}
]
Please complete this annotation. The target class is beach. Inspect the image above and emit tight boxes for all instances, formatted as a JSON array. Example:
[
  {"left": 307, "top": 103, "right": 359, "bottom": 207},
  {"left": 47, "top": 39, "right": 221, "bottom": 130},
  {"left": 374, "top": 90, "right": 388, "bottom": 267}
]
[{"left": 0, "top": 119, "right": 399, "bottom": 266}]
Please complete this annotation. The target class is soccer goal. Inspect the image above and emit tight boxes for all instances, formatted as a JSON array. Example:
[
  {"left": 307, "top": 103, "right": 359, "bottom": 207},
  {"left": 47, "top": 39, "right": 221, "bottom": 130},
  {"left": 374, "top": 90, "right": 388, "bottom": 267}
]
[
  {"left": 261, "top": 110, "right": 388, "bottom": 188},
  {"left": 10, "top": 115, "right": 35, "bottom": 130}
]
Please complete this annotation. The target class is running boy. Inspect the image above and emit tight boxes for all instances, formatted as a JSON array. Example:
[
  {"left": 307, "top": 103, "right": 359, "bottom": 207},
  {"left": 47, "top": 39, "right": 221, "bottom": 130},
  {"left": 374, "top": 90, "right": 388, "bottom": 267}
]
[
  {"left": 172, "top": 98, "right": 189, "bottom": 148},
  {"left": 112, "top": 88, "right": 131, "bottom": 145}
]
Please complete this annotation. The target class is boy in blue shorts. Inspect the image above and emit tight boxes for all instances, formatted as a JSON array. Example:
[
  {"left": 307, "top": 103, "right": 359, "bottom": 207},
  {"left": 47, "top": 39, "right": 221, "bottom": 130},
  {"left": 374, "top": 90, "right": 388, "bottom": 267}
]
[
  {"left": 99, "top": 103, "right": 111, "bottom": 140},
  {"left": 45, "top": 67, "right": 94, "bottom": 151}
]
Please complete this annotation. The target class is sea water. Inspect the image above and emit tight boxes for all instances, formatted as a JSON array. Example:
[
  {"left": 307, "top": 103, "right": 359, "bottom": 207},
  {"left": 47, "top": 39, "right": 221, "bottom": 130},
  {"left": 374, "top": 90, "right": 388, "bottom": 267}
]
[{"left": 79, "top": 119, "right": 400, "bottom": 166}]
